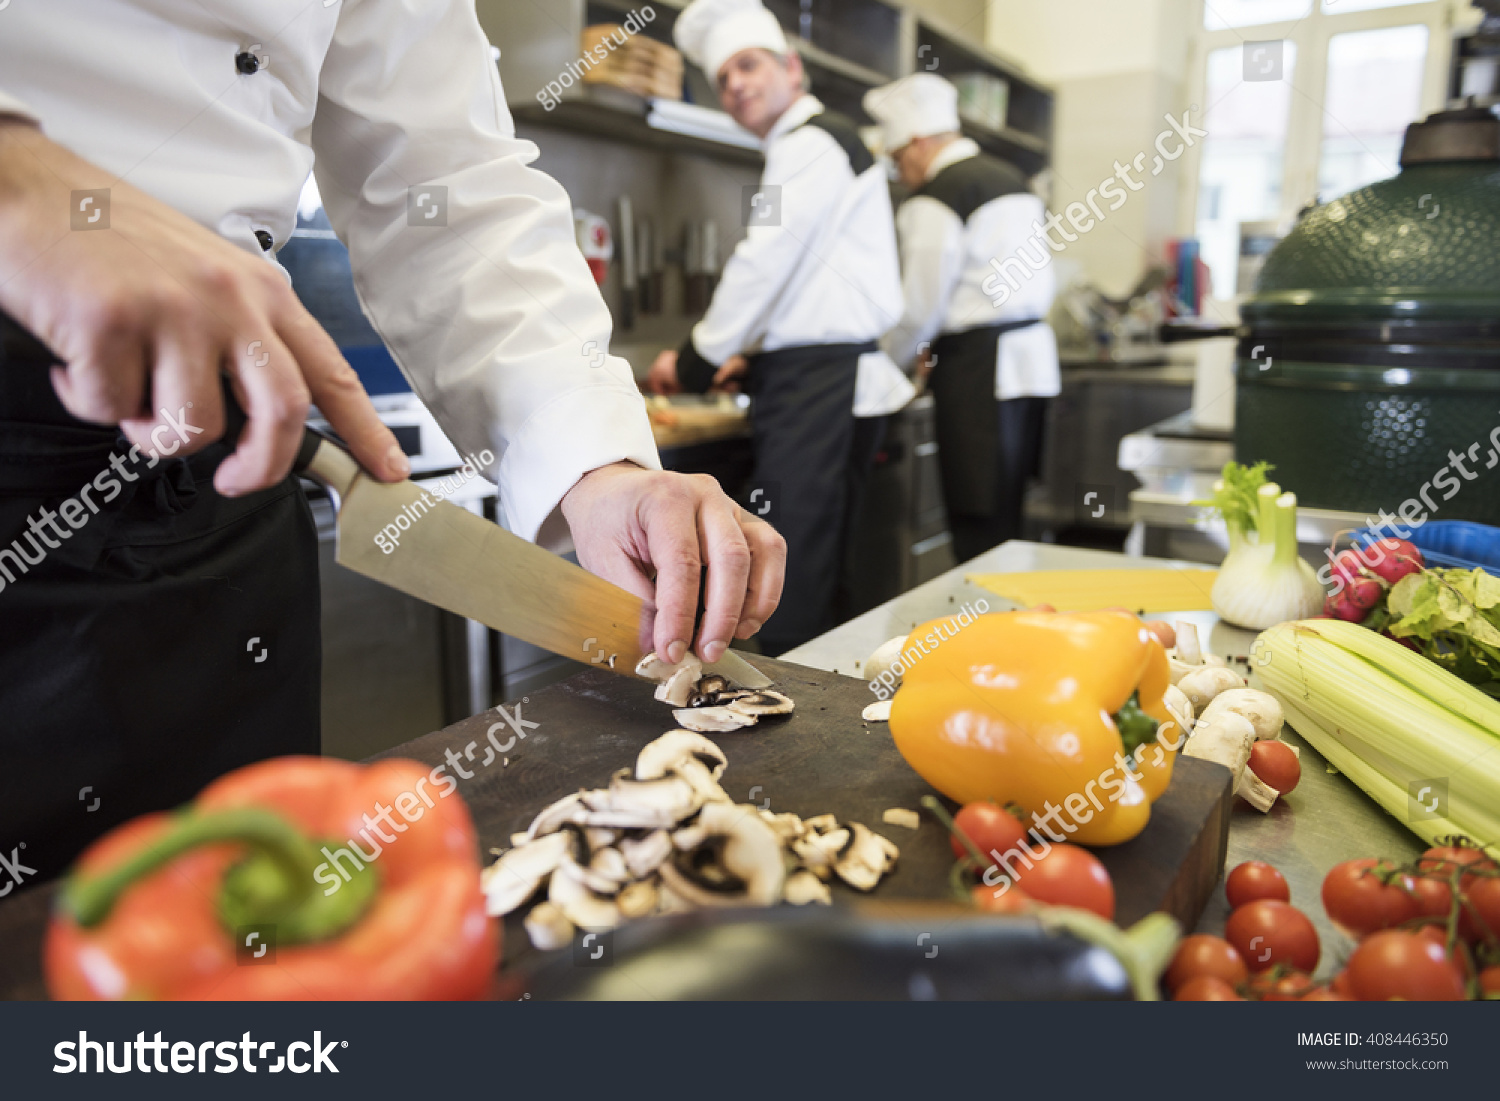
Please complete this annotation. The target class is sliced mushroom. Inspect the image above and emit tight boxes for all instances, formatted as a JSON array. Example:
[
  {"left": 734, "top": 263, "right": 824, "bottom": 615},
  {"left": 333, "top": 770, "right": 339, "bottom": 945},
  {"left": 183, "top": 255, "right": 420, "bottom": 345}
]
[
  {"left": 881, "top": 807, "right": 920, "bottom": 830},
  {"left": 862, "top": 700, "right": 893, "bottom": 723},
  {"left": 654, "top": 658, "right": 703, "bottom": 708},
  {"left": 695, "top": 673, "right": 731, "bottom": 697},
  {"left": 802, "top": 813, "right": 840, "bottom": 834},
  {"left": 834, "top": 823, "right": 895, "bottom": 892},
  {"left": 597, "top": 773, "right": 700, "bottom": 822},
  {"left": 635, "top": 729, "right": 728, "bottom": 782},
  {"left": 584, "top": 827, "right": 618, "bottom": 851},
  {"left": 635, "top": 652, "right": 677, "bottom": 679},
  {"left": 760, "top": 810, "right": 805, "bottom": 842},
  {"left": 656, "top": 879, "right": 695, "bottom": 914},
  {"left": 481, "top": 830, "right": 573, "bottom": 916},
  {"left": 792, "top": 827, "right": 850, "bottom": 871},
  {"left": 589, "top": 846, "right": 631, "bottom": 885},
  {"left": 548, "top": 866, "right": 620, "bottom": 931},
  {"left": 616, "top": 879, "right": 659, "bottom": 919},
  {"left": 671, "top": 822, "right": 711, "bottom": 851},
  {"left": 523, "top": 790, "right": 589, "bottom": 839},
  {"left": 725, "top": 690, "right": 794, "bottom": 718},
  {"left": 557, "top": 826, "right": 623, "bottom": 896},
  {"left": 619, "top": 830, "right": 674, "bottom": 878},
  {"left": 657, "top": 802, "right": 786, "bottom": 908},
  {"left": 783, "top": 869, "right": 833, "bottom": 905},
  {"left": 1174, "top": 620, "right": 1203, "bottom": 665},
  {"left": 673, "top": 705, "right": 757, "bottom": 732},
  {"left": 523, "top": 902, "right": 574, "bottom": 951}
]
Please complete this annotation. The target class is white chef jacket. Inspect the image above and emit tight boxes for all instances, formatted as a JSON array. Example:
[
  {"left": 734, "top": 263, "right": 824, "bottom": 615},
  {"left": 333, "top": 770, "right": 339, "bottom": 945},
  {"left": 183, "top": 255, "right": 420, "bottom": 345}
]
[
  {"left": 687, "top": 95, "right": 911, "bottom": 417},
  {"left": 0, "top": 0, "right": 660, "bottom": 541},
  {"left": 883, "top": 139, "right": 1060, "bottom": 402}
]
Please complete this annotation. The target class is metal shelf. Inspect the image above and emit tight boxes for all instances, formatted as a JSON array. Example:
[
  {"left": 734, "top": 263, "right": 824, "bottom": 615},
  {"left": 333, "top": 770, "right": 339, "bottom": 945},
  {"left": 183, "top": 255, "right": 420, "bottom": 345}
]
[{"left": 511, "top": 90, "right": 763, "bottom": 166}]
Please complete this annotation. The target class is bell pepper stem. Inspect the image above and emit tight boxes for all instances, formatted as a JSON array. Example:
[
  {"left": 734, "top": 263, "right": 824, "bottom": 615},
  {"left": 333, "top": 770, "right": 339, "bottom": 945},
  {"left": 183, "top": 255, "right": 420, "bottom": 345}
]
[{"left": 60, "top": 806, "right": 374, "bottom": 944}]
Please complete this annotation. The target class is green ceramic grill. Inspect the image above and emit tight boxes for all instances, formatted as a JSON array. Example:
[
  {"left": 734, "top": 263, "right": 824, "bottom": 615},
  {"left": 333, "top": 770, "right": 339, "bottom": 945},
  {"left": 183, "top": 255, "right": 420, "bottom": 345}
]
[{"left": 1236, "top": 105, "right": 1500, "bottom": 524}]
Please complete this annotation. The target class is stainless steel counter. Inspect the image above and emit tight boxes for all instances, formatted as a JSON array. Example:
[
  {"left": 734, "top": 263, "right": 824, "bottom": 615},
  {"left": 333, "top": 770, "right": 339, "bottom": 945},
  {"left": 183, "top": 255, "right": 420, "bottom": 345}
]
[{"left": 781, "top": 540, "right": 1423, "bottom": 975}]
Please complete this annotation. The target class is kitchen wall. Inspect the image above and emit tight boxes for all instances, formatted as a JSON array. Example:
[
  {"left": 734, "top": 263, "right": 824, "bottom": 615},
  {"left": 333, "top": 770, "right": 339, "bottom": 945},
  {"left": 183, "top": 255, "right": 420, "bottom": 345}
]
[{"left": 986, "top": 0, "right": 1196, "bottom": 299}]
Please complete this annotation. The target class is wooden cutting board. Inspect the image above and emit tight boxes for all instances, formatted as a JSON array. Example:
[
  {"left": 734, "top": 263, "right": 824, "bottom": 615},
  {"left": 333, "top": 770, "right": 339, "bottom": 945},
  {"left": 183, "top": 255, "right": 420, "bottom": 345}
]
[
  {"left": 375, "top": 656, "right": 1234, "bottom": 969},
  {"left": 0, "top": 657, "right": 1232, "bottom": 999}
]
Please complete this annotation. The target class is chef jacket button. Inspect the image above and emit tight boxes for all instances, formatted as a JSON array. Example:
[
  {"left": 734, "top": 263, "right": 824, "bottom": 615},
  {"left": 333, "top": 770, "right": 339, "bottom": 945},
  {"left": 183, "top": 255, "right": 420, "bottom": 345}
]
[
  {"left": 254, "top": 230, "right": 274, "bottom": 251},
  {"left": 235, "top": 51, "right": 261, "bottom": 75}
]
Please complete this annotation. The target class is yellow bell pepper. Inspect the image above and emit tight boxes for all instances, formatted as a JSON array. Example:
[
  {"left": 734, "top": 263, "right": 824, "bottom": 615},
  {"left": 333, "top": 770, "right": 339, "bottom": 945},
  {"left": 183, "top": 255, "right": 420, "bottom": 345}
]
[{"left": 888, "top": 610, "right": 1180, "bottom": 846}]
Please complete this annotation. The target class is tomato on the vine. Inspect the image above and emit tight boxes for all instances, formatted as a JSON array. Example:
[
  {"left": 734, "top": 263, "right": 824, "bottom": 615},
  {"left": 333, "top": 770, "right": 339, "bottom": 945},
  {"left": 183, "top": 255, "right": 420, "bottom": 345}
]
[
  {"left": 1301, "top": 988, "right": 1353, "bottom": 1001},
  {"left": 1250, "top": 970, "right": 1315, "bottom": 1001},
  {"left": 1321, "top": 859, "right": 1418, "bottom": 936},
  {"left": 1480, "top": 966, "right": 1500, "bottom": 998},
  {"left": 1248, "top": 740, "right": 1301, "bottom": 795},
  {"left": 1459, "top": 875, "right": 1500, "bottom": 945},
  {"left": 951, "top": 802, "right": 1027, "bottom": 864},
  {"left": 1418, "top": 844, "right": 1494, "bottom": 883},
  {"left": 1225, "top": 899, "right": 1320, "bottom": 974},
  {"left": 970, "top": 883, "right": 1034, "bottom": 914},
  {"left": 1225, "top": 861, "right": 1290, "bottom": 909},
  {"left": 1012, "top": 843, "right": 1115, "bottom": 920},
  {"left": 1407, "top": 874, "right": 1454, "bottom": 921},
  {"left": 1346, "top": 931, "right": 1467, "bottom": 1001},
  {"left": 1174, "top": 976, "right": 1242, "bottom": 1001},
  {"left": 1165, "top": 935, "right": 1248, "bottom": 994}
]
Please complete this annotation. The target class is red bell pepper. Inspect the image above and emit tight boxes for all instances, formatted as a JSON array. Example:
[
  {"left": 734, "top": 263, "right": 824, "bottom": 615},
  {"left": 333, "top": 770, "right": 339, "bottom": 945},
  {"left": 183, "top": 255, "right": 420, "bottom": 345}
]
[{"left": 45, "top": 756, "right": 498, "bottom": 1000}]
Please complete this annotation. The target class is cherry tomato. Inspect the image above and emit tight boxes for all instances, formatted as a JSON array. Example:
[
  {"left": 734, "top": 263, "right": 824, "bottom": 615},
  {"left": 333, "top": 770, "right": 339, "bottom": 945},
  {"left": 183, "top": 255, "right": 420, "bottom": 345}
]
[
  {"left": 1329, "top": 969, "right": 1354, "bottom": 997},
  {"left": 1460, "top": 875, "right": 1500, "bottom": 945},
  {"left": 1174, "top": 976, "right": 1242, "bottom": 1001},
  {"left": 1164, "top": 935, "right": 1248, "bottom": 994},
  {"left": 1480, "top": 966, "right": 1500, "bottom": 998},
  {"left": 1346, "top": 931, "right": 1467, "bottom": 1001},
  {"left": 951, "top": 802, "right": 1028, "bottom": 864},
  {"left": 1225, "top": 861, "right": 1291, "bottom": 909},
  {"left": 970, "top": 883, "right": 1034, "bottom": 914},
  {"left": 1225, "top": 899, "right": 1320, "bottom": 974},
  {"left": 1143, "top": 621, "right": 1175, "bottom": 649},
  {"left": 1407, "top": 874, "right": 1454, "bottom": 921},
  {"left": 1250, "top": 970, "right": 1315, "bottom": 1001},
  {"left": 1418, "top": 844, "right": 1494, "bottom": 882},
  {"left": 1012, "top": 843, "right": 1115, "bottom": 920},
  {"left": 1248, "top": 741, "right": 1301, "bottom": 795},
  {"left": 1301, "top": 989, "right": 1354, "bottom": 1001},
  {"left": 1321, "top": 859, "right": 1419, "bottom": 937},
  {"left": 1414, "top": 924, "right": 1473, "bottom": 980}
]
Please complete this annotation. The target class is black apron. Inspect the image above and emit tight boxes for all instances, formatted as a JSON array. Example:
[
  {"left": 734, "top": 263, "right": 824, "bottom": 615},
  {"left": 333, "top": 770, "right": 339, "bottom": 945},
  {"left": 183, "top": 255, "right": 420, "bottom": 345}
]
[
  {"left": 929, "top": 320, "right": 1048, "bottom": 563},
  {"left": 741, "top": 341, "right": 866, "bottom": 656},
  {"left": 0, "top": 318, "right": 321, "bottom": 888}
]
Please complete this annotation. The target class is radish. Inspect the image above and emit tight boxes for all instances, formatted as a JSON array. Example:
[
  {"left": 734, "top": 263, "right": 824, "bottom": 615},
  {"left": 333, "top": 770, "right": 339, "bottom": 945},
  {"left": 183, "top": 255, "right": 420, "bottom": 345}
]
[{"left": 1355, "top": 538, "right": 1424, "bottom": 585}]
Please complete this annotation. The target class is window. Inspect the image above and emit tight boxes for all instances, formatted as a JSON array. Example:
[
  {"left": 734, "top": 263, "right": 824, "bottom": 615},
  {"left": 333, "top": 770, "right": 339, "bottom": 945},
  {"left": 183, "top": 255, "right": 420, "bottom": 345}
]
[
  {"left": 1318, "top": 24, "right": 1430, "bottom": 196},
  {"left": 1184, "top": 0, "right": 1446, "bottom": 300},
  {"left": 1205, "top": 0, "right": 1313, "bottom": 30},
  {"left": 1196, "top": 42, "right": 1299, "bottom": 295}
]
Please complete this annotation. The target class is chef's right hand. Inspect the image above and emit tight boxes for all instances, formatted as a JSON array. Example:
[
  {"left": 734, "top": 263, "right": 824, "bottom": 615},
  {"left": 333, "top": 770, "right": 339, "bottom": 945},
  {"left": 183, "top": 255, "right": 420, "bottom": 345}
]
[
  {"left": 646, "top": 349, "right": 681, "bottom": 395},
  {"left": 0, "top": 118, "right": 408, "bottom": 496}
]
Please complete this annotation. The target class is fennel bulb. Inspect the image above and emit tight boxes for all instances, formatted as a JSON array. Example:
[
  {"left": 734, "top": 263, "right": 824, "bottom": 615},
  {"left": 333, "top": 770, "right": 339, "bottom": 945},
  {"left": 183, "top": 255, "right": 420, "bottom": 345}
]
[{"left": 1207, "top": 468, "right": 1323, "bottom": 630}]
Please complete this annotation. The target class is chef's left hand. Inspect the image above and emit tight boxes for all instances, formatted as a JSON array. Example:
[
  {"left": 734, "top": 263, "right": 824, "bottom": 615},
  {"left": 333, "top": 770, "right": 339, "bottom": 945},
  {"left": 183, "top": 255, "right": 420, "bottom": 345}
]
[{"left": 560, "top": 462, "right": 785, "bottom": 664}]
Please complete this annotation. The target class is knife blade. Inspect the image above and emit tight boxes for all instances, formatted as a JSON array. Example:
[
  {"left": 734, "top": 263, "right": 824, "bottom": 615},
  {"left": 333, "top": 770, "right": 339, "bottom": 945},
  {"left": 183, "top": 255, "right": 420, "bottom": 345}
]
[{"left": 295, "top": 429, "right": 770, "bottom": 688}]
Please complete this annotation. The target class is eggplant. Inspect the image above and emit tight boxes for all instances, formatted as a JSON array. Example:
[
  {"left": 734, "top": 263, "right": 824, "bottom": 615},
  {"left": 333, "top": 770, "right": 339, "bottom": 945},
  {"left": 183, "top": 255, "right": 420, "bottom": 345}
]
[{"left": 521, "top": 903, "right": 1176, "bottom": 1001}]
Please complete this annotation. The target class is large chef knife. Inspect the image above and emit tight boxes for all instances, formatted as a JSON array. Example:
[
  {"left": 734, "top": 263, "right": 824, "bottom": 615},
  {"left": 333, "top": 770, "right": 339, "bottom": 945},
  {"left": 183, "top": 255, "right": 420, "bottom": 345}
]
[{"left": 295, "top": 429, "right": 771, "bottom": 688}]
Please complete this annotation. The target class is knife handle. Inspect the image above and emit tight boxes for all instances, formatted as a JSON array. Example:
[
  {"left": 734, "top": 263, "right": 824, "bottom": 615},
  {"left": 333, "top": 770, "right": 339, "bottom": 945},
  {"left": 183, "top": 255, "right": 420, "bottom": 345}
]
[{"left": 294, "top": 426, "right": 360, "bottom": 500}]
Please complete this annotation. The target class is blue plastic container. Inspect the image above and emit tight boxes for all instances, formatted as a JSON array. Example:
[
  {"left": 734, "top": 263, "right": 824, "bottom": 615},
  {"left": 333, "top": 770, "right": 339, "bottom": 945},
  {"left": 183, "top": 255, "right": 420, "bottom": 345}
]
[{"left": 1353, "top": 521, "right": 1500, "bottom": 575}]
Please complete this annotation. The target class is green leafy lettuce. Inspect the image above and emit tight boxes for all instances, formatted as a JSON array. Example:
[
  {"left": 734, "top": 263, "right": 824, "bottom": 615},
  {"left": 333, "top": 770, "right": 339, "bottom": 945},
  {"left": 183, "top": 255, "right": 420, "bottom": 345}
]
[{"left": 1385, "top": 568, "right": 1500, "bottom": 697}]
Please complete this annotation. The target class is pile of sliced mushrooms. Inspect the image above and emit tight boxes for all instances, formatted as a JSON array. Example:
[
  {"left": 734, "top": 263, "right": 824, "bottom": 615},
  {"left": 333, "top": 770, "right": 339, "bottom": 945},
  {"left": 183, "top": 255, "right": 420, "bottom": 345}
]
[
  {"left": 1163, "top": 620, "right": 1296, "bottom": 814},
  {"left": 481, "top": 654, "right": 900, "bottom": 951}
]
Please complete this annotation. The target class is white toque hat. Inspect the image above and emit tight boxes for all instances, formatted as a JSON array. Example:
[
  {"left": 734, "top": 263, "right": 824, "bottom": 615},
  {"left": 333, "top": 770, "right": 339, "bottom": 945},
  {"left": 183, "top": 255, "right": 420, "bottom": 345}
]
[
  {"left": 862, "top": 74, "right": 961, "bottom": 153},
  {"left": 674, "top": 0, "right": 789, "bottom": 80}
]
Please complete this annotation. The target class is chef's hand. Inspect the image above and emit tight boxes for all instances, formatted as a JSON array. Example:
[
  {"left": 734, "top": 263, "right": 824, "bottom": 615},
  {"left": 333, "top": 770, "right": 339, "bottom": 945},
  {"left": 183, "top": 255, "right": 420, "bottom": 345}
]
[
  {"left": 709, "top": 354, "right": 748, "bottom": 393},
  {"left": 561, "top": 462, "right": 786, "bottom": 664},
  {"left": 646, "top": 349, "right": 681, "bottom": 395},
  {"left": 0, "top": 118, "right": 407, "bottom": 496}
]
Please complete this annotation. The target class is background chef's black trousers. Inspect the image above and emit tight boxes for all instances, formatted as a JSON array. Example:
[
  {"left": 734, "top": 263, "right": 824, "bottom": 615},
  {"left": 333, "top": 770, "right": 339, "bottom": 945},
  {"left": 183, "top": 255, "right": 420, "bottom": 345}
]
[
  {"left": 929, "top": 323, "right": 1049, "bottom": 565},
  {"left": 0, "top": 323, "right": 321, "bottom": 886},
  {"left": 742, "top": 342, "right": 865, "bottom": 656}
]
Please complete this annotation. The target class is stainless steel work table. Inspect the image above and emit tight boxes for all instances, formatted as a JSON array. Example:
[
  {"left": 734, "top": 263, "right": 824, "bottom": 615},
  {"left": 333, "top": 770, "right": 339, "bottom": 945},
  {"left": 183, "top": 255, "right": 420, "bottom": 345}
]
[{"left": 781, "top": 540, "right": 1424, "bottom": 976}]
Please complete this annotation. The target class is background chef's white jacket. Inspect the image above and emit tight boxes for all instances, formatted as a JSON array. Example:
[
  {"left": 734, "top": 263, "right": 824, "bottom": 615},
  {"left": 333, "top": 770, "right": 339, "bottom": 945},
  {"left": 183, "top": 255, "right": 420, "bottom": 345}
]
[
  {"left": 688, "top": 96, "right": 911, "bottom": 417},
  {"left": 883, "top": 139, "right": 1061, "bottom": 402},
  {"left": 0, "top": 0, "right": 660, "bottom": 541}
]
